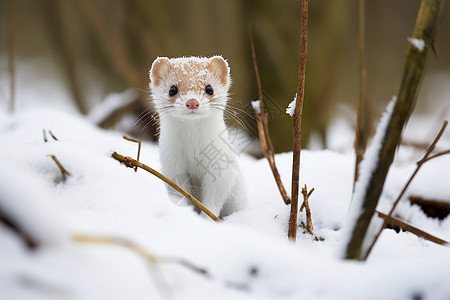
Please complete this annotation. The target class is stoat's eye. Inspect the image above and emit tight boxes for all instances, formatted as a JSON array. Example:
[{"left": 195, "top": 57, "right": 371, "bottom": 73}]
[
  {"left": 205, "top": 85, "right": 214, "bottom": 95},
  {"left": 169, "top": 86, "right": 178, "bottom": 96}
]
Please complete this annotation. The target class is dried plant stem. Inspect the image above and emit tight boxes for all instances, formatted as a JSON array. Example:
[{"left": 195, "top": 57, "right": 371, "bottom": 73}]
[
  {"left": 7, "top": 0, "right": 15, "bottom": 113},
  {"left": 344, "top": 0, "right": 445, "bottom": 260},
  {"left": 375, "top": 212, "right": 449, "bottom": 246},
  {"left": 249, "top": 24, "right": 290, "bottom": 205},
  {"left": 0, "top": 209, "right": 39, "bottom": 250},
  {"left": 288, "top": 0, "right": 308, "bottom": 241},
  {"left": 74, "top": 234, "right": 158, "bottom": 262},
  {"left": 48, "top": 154, "right": 71, "bottom": 181},
  {"left": 300, "top": 187, "right": 314, "bottom": 212},
  {"left": 43, "top": 129, "right": 48, "bottom": 143},
  {"left": 111, "top": 152, "right": 221, "bottom": 222},
  {"left": 40, "top": 0, "right": 87, "bottom": 115},
  {"left": 354, "top": 0, "right": 369, "bottom": 186},
  {"left": 77, "top": 0, "right": 142, "bottom": 88},
  {"left": 123, "top": 135, "right": 142, "bottom": 172},
  {"left": 49, "top": 130, "right": 58, "bottom": 141},
  {"left": 73, "top": 234, "right": 209, "bottom": 274},
  {"left": 364, "top": 121, "right": 448, "bottom": 259},
  {"left": 301, "top": 185, "right": 314, "bottom": 235}
]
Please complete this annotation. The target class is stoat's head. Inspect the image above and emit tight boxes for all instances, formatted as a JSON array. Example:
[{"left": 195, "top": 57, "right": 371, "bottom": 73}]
[{"left": 149, "top": 56, "right": 230, "bottom": 120}]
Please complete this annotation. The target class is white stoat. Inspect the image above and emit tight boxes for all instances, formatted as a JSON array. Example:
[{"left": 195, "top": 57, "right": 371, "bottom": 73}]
[{"left": 149, "top": 56, "right": 246, "bottom": 218}]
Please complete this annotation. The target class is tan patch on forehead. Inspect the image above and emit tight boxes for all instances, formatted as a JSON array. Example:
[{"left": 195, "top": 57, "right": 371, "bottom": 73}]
[{"left": 169, "top": 58, "right": 210, "bottom": 94}]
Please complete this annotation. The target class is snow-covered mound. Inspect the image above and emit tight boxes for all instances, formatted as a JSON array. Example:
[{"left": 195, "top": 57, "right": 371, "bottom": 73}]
[{"left": 1, "top": 108, "right": 450, "bottom": 299}]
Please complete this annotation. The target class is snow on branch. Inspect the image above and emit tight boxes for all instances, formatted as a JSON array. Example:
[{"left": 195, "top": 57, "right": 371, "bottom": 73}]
[
  {"left": 407, "top": 37, "right": 426, "bottom": 52},
  {"left": 285, "top": 94, "right": 297, "bottom": 117},
  {"left": 339, "top": 96, "right": 396, "bottom": 259}
]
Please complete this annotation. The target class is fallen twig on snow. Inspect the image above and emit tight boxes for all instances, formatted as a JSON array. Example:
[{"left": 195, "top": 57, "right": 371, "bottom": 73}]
[
  {"left": 375, "top": 211, "right": 449, "bottom": 246},
  {"left": 111, "top": 152, "right": 221, "bottom": 222},
  {"left": 73, "top": 234, "right": 209, "bottom": 274},
  {"left": 248, "top": 24, "right": 290, "bottom": 206}
]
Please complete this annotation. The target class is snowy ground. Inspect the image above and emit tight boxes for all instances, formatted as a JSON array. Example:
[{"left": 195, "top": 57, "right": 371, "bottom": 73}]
[{"left": 1, "top": 87, "right": 450, "bottom": 299}]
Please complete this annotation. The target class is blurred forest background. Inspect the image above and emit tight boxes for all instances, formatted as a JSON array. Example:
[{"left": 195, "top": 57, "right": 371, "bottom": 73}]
[{"left": 1, "top": 0, "right": 449, "bottom": 153}]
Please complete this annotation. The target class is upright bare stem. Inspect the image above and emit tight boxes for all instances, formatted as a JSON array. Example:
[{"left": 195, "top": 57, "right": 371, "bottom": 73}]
[
  {"left": 249, "top": 24, "right": 290, "bottom": 205},
  {"left": 288, "top": 0, "right": 308, "bottom": 241},
  {"left": 7, "top": 0, "right": 15, "bottom": 113},
  {"left": 354, "top": 0, "right": 369, "bottom": 186}
]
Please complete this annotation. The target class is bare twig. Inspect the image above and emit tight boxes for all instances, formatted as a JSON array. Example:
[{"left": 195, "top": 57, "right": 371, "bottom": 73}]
[
  {"left": 123, "top": 135, "right": 141, "bottom": 172},
  {"left": 301, "top": 185, "right": 314, "bottom": 235},
  {"left": 48, "top": 154, "right": 71, "bottom": 181},
  {"left": 111, "top": 152, "right": 221, "bottom": 222},
  {"left": 0, "top": 209, "right": 39, "bottom": 250},
  {"left": 77, "top": 0, "right": 143, "bottom": 88},
  {"left": 43, "top": 129, "right": 48, "bottom": 143},
  {"left": 249, "top": 23, "right": 263, "bottom": 104},
  {"left": 73, "top": 233, "right": 209, "bottom": 275},
  {"left": 249, "top": 24, "right": 290, "bottom": 206},
  {"left": 364, "top": 121, "right": 448, "bottom": 259},
  {"left": 376, "top": 211, "right": 448, "bottom": 246},
  {"left": 48, "top": 130, "right": 58, "bottom": 141},
  {"left": 288, "top": 0, "right": 308, "bottom": 241},
  {"left": 40, "top": 0, "right": 87, "bottom": 114},
  {"left": 354, "top": 0, "right": 369, "bottom": 187},
  {"left": 300, "top": 187, "right": 314, "bottom": 212},
  {"left": 7, "top": 0, "right": 15, "bottom": 113},
  {"left": 73, "top": 233, "right": 207, "bottom": 300}
]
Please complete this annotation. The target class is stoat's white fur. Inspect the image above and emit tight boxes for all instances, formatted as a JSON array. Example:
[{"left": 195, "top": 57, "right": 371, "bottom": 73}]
[{"left": 149, "top": 56, "right": 246, "bottom": 217}]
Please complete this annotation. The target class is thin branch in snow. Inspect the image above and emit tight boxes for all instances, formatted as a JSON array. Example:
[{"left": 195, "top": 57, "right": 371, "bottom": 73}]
[
  {"left": 73, "top": 234, "right": 200, "bottom": 300},
  {"left": 288, "top": 0, "right": 308, "bottom": 242},
  {"left": 300, "top": 187, "right": 314, "bottom": 212},
  {"left": 248, "top": 23, "right": 290, "bottom": 206},
  {"left": 375, "top": 211, "right": 449, "bottom": 246},
  {"left": 48, "top": 154, "right": 71, "bottom": 182},
  {"left": 48, "top": 130, "right": 58, "bottom": 141},
  {"left": 123, "top": 135, "right": 142, "bottom": 172},
  {"left": 301, "top": 185, "right": 314, "bottom": 235},
  {"left": 364, "top": 120, "right": 449, "bottom": 259},
  {"left": 0, "top": 208, "right": 40, "bottom": 250},
  {"left": 43, "top": 129, "right": 48, "bottom": 143},
  {"left": 43, "top": 130, "right": 58, "bottom": 143},
  {"left": 73, "top": 234, "right": 210, "bottom": 276},
  {"left": 111, "top": 152, "right": 222, "bottom": 222}
]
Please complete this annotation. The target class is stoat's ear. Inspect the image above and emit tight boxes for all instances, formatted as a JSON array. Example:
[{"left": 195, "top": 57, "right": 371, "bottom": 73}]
[
  {"left": 208, "top": 56, "right": 229, "bottom": 86},
  {"left": 150, "top": 57, "right": 170, "bottom": 86}
]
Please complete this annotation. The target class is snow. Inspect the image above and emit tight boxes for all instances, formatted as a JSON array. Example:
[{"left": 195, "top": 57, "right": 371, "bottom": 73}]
[
  {"left": 286, "top": 94, "right": 297, "bottom": 117},
  {"left": 251, "top": 100, "right": 261, "bottom": 114},
  {"left": 338, "top": 96, "right": 397, "bottom": 258},
  {"left": 1, "top": 87, "right": 450, "bottom": 299},
  {"left": 407, "top": 37, "right": 426, "bottom": 52}
]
